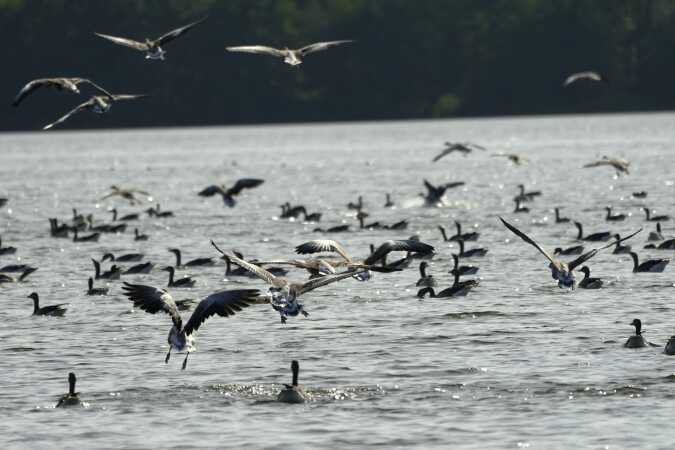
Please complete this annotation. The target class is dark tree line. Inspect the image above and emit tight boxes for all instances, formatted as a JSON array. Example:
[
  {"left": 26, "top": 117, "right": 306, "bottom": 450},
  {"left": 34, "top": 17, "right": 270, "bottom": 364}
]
[{"left": 2, "top": 0, "right": 675, "bottom": 131}]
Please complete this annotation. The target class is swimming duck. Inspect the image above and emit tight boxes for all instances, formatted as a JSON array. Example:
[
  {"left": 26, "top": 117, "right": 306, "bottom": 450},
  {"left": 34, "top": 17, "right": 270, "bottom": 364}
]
[
  {"left": 102, "top": 252, "right": 144, "bottom": 263},
  {"left": 0, "top": 267, "right": 37, "bottom": 284},
  {"left": 13, "top": 77, "right": 112, "bottom": 107},
  {"left": 226, "top": 40, "right": 353, "bottom": 66},
  {"left": 457, "top": 239, "right": 487, "bottom": 258},
  {"left": 383, "top": 219, "right": 408, "bottom": 231},
  {"left": 415, "top": 262, "right": 436, "bottom": 287},
  {"left": 96, "top": 17, "right": 207, "bottom": 60},
  {"left": 122, "top": 262, "right": 154, "bottom": 275},
  {"left": 56, "top": 373, "right": 81, "bottom": 408},
  {"left": 624, "top": 319, "right": 648, "bottom": 348},
  {"left": 664, "top": 336, "right": 675, "bottom": 355},
  {"left": 87, "top": 277, "right": 108, "bottom": 296},
  {"left": 147, "top": 204, "right": 174, "bottom": 218},
  {"left": 612, "top": 234, "right": 632, "bottom": 254},
  {"left": 110, "top": 208, "right": 139, "bottom": 221},
  {"left": 384, "top": 193, "right": 394, "bottom": 208},
  {"left": 0, "top": 264, "right": 35, "bottom": 273},
  {"left": 72, "top": 229, "right": 100, "bottom": 243},
  {"left": 91, "top": 259, "right": 121, "bottom": 280},
  {"left": 438, "top": 222, "right": 480, "bottom": 242},
  {"left": 198, "top": 178, "right": 265, "bottom": 207},
  {"left": 347, "top": 196, "right": 364, "bottom": 211},
  {"left": 577, "top": 266, "right": 603, "bottom": 289},
  {"left": 574, "top": 221, "right": 610, "bottom": 242},
  {"left": 0, "top": 236, "right": 17, "bottom": 255},
  {"left": 277, "top": 360, "right": 306, "bottom": 404},
  {"left": 122, "top": 282, "right": 259, "bottom": 369},
  {"left": 449, "top": 253, "right": 479, "bottom": 276},
  {"left": 514, "top": 184, "right": 541, "bottom": 203},
  {"left": 513, "top": 199, "right": 530, "bottom": 213},
  {"left": 163, "top": 266, "right": 196, "bottom": 288},
  {"left": 500, "top": 217, "right": 640, "bottom": 289},
  {"left": 648, "top": 223, "right": 664, "bottom": 242},
  {"left": 49, "top": 218, "right": 70, "bottom": 238},
  {"left": 644, "top": 208, "right": 669, "bottom": 222},
  {"left": 417, "top": 269, "right": 479, "bottom": 298},
  {"left": 553, "top": 245, "right": 584, "bottom": 256},
  {"left": 628, "top": 252, "right": 670, "bottom": 273},
  {"left": 29, "top": 292, "right": 67, "bottom": 316},
  {"left": 168, "top": 248, "right": 214, "bottom": 268},
  {"left": 605, "top": 207, "right": 626, "bottom": 222},
  {"left": 632, "top": 191, "right": 647, "bottom": 199},
  {"left": 134, "top": 228, "right": 149, "bottom": 241},
  {"left": 554, "top": 208, "right": 570, "bottom": 223},
  {"left": 313, "top": 225, "right": 351, "bottom": 233},
  {"left": 303, "top": 210, "right": 322, "bottom": 222},
  {"left": 357, "top": 211, "right": 383, "bottom": 230}
]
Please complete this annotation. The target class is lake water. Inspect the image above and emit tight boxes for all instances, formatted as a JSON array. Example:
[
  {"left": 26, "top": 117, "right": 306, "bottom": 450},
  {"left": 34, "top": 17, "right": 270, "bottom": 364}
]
[{"left": 2, "top": 113, "right": 675, "bottom": 449}]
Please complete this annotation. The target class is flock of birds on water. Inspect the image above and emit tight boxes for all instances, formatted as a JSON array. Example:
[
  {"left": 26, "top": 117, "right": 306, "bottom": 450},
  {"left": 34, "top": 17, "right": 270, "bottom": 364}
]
[{"left": 5, "top": 15, "right": 674, "bottom": 409}]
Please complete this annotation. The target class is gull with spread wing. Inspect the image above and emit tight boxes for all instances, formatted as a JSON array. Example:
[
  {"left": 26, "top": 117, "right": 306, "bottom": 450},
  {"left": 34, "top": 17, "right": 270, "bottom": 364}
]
[
  {"left": 95, "top": 17, "right": 207, "bottom": 60},
  {"left": 211, "top": 240, "right": 370, "bottom": 323},
  {"left": 12, "top": 78, "right": 112, "bottom": 107},
  {"left": 122, "top": 282, "right": 260, "bottom": 369},
  {"left": 500, "top": 217, "right": 640, "bottom": 289},
  {"left": 198, "top": 178, "right": 264, "bottom": 207},
  {"left": 226, "top": 40, "right": 353, "bottom": 66},
  {"left": 43, "top": 94, "right": 148, "bottom": 130}
]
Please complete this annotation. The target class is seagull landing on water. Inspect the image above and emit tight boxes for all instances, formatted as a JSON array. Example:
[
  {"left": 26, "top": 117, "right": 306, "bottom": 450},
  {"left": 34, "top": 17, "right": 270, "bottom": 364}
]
[
  {"left": 198, "top": 178, "right": 264, "bottom": 207},
  {"left": 42, "top": 94, "right": 148, "bottom": 130},
  {"left": 583, "top": 156, "right": 630, "bottom": 176},
  {"left": 122, "top": 282, "right": 260, "bottom": 369},
  {"left": 95, "top": 17, "right": 207, "bottom": 60},
  {"left": 500, "top": 217, "right": 641, "bottom": 289},
  {"left": 101, "top": 185, "right": 151, "bottom": 205},
  {"left": 226, "top": 40, "right": 354, "bottom": 66},
  {"left": 12, "top": 78, "right": 112, "bottom": 107}
]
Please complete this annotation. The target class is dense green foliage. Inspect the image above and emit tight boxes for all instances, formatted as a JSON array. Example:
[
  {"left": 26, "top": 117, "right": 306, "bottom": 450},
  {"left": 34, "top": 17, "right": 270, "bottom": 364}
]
[{"left": 3, "top": 0, "right": 675, "bottom": 130}]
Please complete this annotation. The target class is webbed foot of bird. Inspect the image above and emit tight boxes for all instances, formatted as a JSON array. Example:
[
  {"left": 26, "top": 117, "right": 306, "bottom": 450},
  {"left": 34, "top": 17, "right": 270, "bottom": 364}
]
[
  {"left": 165, "top": 349, "right": 171, "bottom": 364},
  {"left": 181, "top": 353, "right": 189, "bottom": 370},
  {"left": 301, "top": 310, "right": 309, "bottom": 318}
]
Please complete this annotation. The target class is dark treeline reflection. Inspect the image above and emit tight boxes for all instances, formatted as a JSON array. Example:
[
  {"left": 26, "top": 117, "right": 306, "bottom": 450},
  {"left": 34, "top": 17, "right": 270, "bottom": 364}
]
[{"left": 3, "top": 0, "right": 675, "bottom": 131}]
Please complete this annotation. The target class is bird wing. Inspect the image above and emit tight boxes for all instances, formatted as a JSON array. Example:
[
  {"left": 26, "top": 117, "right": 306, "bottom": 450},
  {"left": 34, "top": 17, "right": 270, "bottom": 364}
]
[
  {"left": 121, "top": 282, "right": 181, "bottom": 328},
  {"left": 297, "top": 269, "right": 362, "bottom": 295},
  {"left": 564, "top": 71, "right": 603, "bottom": 86},
  {"left": 364, "top": 239, "right": 435, "bottom": 265},
  {"left": 42, "top": 99, "right": 94, "bottom": 130},
  {"left": 76, "top": 79, "right": 114, "bottom": 99},
  {"left": 432, "top": 149, "right": 452, "bottom": 162},
  {"left": 12, "top": 78, "right": 51, "bottom": 107},
  {"left": 94, "top": 33, "right": 148, "bottom": 51},
  {"left": 294, "top": 239, "right": 353, "bottom": 262},
  {"left": 298, "top": 40, "right": 354, "bottom": 55},
  {"left": 499, "top": 217, "right": 561, "bottom": 269},
  {"left": 183, "top": 288, "right": 259, "bottom": 336},
  {"left": 442, "top": 181, "right": 465, "bottom": 189},
  {"left": 227, "top": 178, "right": 265, "bottom": 196},
  {"left": 568, "top": 228, "right": 642, "bottom": 271},
  {"left": 225, "top": 45, "right": 285, "bottom": 57},
  {"left": 583, "top": 160, "right": 612, "bottom": 168},
  {"left": 198, "top": 185, "right": 225, "bottom": 197},
  {"left": 110, "top": 94, "right": 150, "bottom": 102},
  {"left": 423, "top": 179, "right": 437, "bottom": 194},
  {"left": 156, "top": 16, "right": 208, "bottom": 46},
  {"left": 211, "top": 241, "right": 282, "bottom": 287}
]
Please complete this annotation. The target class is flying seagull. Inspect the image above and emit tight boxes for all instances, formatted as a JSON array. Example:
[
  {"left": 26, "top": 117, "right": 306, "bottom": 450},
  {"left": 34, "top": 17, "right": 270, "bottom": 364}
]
[
  {"left": 198, "top": 178, "right": 264, "bottom": 207},
  {"left": 500, "top": 217, "right": 640, "bottom": 289},
  {"left": 12, "top": 78, "right": 112, "bottom": 107},
  {"left": 432, "top": 142, "right": 486, "bottom": 162},
  {"left": 122, "top": 282, "right": 259, "bottom": 369},
  {"left": 43, "top": 94, "right": 148, "bottom": 130},
  {"left": 583, "top": 156, "right": 630, "bottom": 176},
  {"left": 225, "top": 40, "right": 354, "bottom": 66},
  {"left": 95, "top": 17, "right": 207, "bottom": 60},
  {"left": 563, "top": 71, "right": 607, "bottom": 87},
  {"left": 101, "top": 185, "right": 151, "bottom": 205}
]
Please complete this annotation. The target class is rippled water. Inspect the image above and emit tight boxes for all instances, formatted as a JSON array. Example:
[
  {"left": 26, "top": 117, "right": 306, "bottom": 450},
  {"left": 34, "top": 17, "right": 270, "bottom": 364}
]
[{"left": 2, "top": 113, "right": 675, "bottom": 449}]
